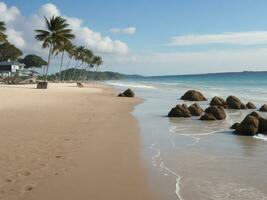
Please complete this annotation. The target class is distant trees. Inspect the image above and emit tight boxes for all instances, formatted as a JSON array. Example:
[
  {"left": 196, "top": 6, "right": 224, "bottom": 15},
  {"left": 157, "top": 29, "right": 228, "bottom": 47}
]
[
  {"left": 19, "top": 54, "right": 47, "bottom": 68},
  {"left": 0, "top": 42, "right": 23, "bottom": 61},
  {"left": 35, "top": 16, "right": 75, "bottom": 82}
]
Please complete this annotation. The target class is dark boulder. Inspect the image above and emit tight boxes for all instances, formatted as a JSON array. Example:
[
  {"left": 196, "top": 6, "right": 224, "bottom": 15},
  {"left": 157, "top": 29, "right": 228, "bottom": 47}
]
[
  {"left": 226, "top": 96, "right": 242, "bottom": 109},
  {"left": 259, "top": 104, "right": 267, "bottom": 112},
  {"left": 210, "top": 96, "right": 227, "bottom": 108},
  {"left": 250, "top": 111, "right": 260, "bottom": 119},
  {"left": 240, "top": 103, "right": 247, "bottom": 110},
  {"left": 188, "top": 103, "right": 203, "bottom": 116},
  {"left": 200, "top": 113, "right": 217, "bottom": 121},
  {"left": 122, "top": 88, "right": 135, "bottom": 97},
  {"left": 246, "top": 102, "right": 256, "bottom": 109},
  {"left": 205, "top": 106, "right": 226, "bottom": 120},
  {"left": 231, "top": 122, "right": 240, "bottom": 130},
  {"left": 37, "top": 81, "right": 48, "bottom": 89},
  {"left": 258, "top": 117, "right": 267, "bottom": 134},
  {"left": 118, "top": 93, "right": 125, "bottom": 97},
  {"left": 168, "top": 104, "right": 191, "bottom": 118},
  {"left": 181, "top": 90, "right": 207, "bottom": 101},
  {"left": 235, "top": 114, "right": 259, "bottom": 136}
]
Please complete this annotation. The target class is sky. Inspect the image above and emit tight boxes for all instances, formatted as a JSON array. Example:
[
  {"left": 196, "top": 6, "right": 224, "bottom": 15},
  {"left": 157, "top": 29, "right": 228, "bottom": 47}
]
[{"left": 1, "top": 0, "right": 267, "bottom": 75}]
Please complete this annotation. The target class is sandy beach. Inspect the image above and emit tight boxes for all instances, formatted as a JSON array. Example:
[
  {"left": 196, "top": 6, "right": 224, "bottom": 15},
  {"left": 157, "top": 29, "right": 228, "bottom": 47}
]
[{"left": 0, "top": 83, "right": 155, "bottom": 200}]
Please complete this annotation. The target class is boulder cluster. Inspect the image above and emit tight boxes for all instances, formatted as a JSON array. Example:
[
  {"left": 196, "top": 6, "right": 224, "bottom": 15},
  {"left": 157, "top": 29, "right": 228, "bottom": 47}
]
[
  {"left": 168, "top": 90, "right": 266, "bottom": 124},
  {"left": 231, "top": 112, "right": 267, "bottom": 136},
  {"left": 118, "top": 88, "right": 135, "bottom": 97}
]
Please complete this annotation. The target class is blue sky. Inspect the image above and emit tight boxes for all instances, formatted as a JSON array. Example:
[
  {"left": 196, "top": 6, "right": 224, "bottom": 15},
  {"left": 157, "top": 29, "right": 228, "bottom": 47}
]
[{"left": 2, "top": 0, "right": 267, "bottom": 75}]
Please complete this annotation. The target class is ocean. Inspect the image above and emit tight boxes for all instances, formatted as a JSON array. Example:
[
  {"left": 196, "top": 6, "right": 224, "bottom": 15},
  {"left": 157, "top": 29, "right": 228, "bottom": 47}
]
[{"left": 106, "top": 72, "right": 267, "bottom": 200}]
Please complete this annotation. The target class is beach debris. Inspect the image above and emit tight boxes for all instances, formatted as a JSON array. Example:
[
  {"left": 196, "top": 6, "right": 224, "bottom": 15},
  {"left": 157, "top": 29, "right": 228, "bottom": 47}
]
[
  {"left": 77, "top": 82, "right": 84, "bottom": 88},
  {"left": 25, "top": 185, "right": 34, "bottom": 191},
  {"left": 37, "top": 81, "right": 48, "bottom": 89},
  {"left": 200, "top": 106, "right": 226, "bottom": 120},
  {"left": 118, "top": 88, "right": 135, "bottom": 97},
  {"left": 188, "top": 103, "right": 203, "bottom": 116},
  {"left": 200, "top": 113, "right": 217, "bottom": 120},
  {"left": 210, "top": 96, "right": 228, "bottom": 108},
  {"left": 168, "top": 104, "right": 191, "bottom": 118},
  {"left": 259, "top": 104, "right": 267, "bottom": 112},
  {"left": 246, "top": 102, "right": 256, "bottom": 109},
  {"left": 231, "top": 122, "right": 240, "bottom": 129},
  {"left": 181, "top": 90, "right": 207, "bottom": 101},
  {"left": 226, "top": 95, "right": 244, "bottom": 109}
]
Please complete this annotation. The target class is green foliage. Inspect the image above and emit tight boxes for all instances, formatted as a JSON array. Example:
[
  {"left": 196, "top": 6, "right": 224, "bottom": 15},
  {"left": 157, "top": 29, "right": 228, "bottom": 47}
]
[
  {"left": 47, "top": 68, "right": 124, "bottom": 81},
  {"left": 0, "top": 42, "right": 23, "bottom": 61},
  {"left": 19, "top": 54, "right": 47, "bottom": 68}
]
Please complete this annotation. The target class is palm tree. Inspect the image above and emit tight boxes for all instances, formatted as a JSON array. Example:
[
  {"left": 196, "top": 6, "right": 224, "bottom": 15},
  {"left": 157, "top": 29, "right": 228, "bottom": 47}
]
[
  {"left": 92, "top": 56, "right": 103, "bottom": 80},
  {"left": 62, "top": 43, "right": 76, "bottom": 81},
  {"left": 0, "top": 21, "right": 7, "bottom": 42},
  {"left": 35, "top": 16, "right": 75, "bottom": 82},
  {"left": 79, "top": 48, "right": 94, "bottom": 81}
]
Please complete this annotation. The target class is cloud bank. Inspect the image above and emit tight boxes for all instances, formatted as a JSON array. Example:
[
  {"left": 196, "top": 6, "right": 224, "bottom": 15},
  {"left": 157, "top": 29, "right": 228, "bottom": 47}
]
[
  {"left": 170, "top": 31, "right": 267, "bottom": 46},
  {"left": 0, "top": 2, "right": 130, "bottom": 56}
]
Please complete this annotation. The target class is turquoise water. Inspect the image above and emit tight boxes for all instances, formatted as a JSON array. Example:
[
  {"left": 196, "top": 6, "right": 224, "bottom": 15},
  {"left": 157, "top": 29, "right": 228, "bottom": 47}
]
[{"left": 106, "top": 72, "right": 267, "bottom": 200}]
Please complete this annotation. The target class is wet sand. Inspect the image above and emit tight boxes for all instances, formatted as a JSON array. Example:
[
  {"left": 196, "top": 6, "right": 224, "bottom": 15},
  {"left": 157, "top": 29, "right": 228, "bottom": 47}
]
[{"left": 0, "top": 83, "right": 155, "bottom": 200}]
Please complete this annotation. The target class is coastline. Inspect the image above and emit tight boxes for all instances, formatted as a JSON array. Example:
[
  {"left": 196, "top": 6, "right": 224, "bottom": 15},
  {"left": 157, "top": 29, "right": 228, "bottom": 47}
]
[{"left": 0, "top": 83, "right": 155, "bottom": 200}]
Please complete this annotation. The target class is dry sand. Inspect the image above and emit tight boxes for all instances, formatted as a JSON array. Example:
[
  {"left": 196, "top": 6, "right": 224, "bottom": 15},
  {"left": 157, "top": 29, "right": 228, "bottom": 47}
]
[{"left": 0, "top": 83, "right": 155, "bottom": 200}]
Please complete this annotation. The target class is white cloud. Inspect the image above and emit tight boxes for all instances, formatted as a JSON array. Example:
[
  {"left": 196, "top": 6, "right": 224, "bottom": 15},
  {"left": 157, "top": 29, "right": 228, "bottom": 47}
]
[
  {"left": 110, "top": 27, "right": 136, "bottom": 35},
  {"left": 170, "top": 31, "right": 267, "bottom": 46},
  {"left": 0, "top": 2, "right": 130, "bottom": 57}
]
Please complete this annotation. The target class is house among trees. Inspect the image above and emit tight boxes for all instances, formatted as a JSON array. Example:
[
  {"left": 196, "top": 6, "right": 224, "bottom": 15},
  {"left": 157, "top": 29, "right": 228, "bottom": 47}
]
[{"left": 0, "top": 61, "right": 25, "bottom": 77}]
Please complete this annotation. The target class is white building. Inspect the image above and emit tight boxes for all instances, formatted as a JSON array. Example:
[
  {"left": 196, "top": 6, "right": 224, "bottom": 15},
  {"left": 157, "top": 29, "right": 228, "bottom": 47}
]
[{"left": 0, "top": 61, "right": 25, "bottom": 77}]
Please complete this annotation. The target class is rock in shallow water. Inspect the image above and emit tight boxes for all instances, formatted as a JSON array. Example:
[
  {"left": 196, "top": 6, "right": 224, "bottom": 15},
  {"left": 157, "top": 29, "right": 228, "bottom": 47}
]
[
  {"left": 204, "top": 106, "right": 226, "bottom": 120},
  {"left": 200, "top": 113, "right": 217, "bottom": 121},
  {"left": 235, "top": 114, "right": 259, "bottom": 136},
  {"left": 168, "top": 104, "right": 191, "bottom": 118},
  {"left": 259, "top": 104, "right": 267, "bottom": 112},
  {"left": 118, "top": 88, "right": 135, "bottom": 97},
  {"left": 246, "top": 102, "right": 256, "bottom": 109},
  {"left": 210, "top": 96, "right": 227, "bottom": 108},
  {"left": 181, "top": 90, "right": 207, "bottom": 101},
  {"left": 226, "top": 95, "right": 242, "bottom": 109},
  {"left": 188, "top": 103, "right": 203, "bottom": 116}
]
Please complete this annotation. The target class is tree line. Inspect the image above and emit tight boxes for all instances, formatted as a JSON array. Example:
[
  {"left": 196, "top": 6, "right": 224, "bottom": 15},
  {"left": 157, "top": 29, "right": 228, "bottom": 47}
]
[{"left": 0, "top": 15, "right": 103, "bottom": 83}]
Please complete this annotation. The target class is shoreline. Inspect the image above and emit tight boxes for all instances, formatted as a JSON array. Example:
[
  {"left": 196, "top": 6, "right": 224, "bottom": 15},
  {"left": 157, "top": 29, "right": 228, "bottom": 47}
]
[{"left": 0, "top": 83, "right": 155, "bottom": 200}]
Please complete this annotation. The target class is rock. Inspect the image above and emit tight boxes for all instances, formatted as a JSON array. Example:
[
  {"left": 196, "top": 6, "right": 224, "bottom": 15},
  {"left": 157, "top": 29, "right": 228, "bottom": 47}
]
[
  {"left": 122, "top": 88, "right": 135, "bottom": 97},
  {"left": 241, "top": 103, "right": 247, "bottom": 110},
  {"left": 118, "top": 93, "right": 125, "bottom": 97},
  {"left": 37, "top": 81, "right": 48, "bottom": 89},
  {"left": 181, "top": 90, "right": 207, "bottom": 101},
  {"left": 77, "top": 82, "right": 84, "bottom": 88},
  {"left": 235, "top": 114, "right": 259, "bottom": 136},
  {"left": 168, "top": 104, "right": 191, "bottom": 118},
  {"left": 259, "top": 104, "right": 267, "bottom": 112},
  {"left": 246, "top": 102, "right": 256, "bottom": 109},
  {"left": 226, "top": 96, "right": 242, "bottom": 109},
  {"left": 231, "top": 122, "right": 240, "bottom": 129},
  {"left": 258, "top": 117, "right": 267, "bottom": 134},
  {"left": 205, "top": 106, "right": 226, "bottom": 120},
  {"left": 188, "top": 103, "right": 203, "bottom": 116},
  {"left": 250, "top": 111, "right": 260, "bottom": 119},
  {"left": 210, "top": 96, "right": 227, "bottom": 108},
  {"left": 200, "top": 113, "right": 217, "bottom": 121}
]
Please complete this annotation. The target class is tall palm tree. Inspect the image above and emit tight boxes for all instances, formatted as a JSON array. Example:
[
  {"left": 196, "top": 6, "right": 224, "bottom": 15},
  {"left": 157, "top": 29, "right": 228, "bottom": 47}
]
[
  {"left": 92, "top": 56, "right": 103, "bottom": 80},
  {"left": 78, "top": 48, "right": 94, "bottom": 81},
  {"left": 62, "top": 43, "right": 76, "bottom": 81},
  {"left": 35, "top": 16, "right": 75, "bottom": 82},
  {"left": 0, "top": 21, "right": 7, "bottom": 42}
]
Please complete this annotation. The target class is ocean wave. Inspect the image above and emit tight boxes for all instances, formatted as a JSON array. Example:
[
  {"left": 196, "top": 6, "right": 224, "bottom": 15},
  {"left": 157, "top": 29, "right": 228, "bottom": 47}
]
[
  {"left": 254, "top": 134, "right": 267, "bottom": 142},
  {"left": 106, "top": 82, "right": 156, "bottom": 89}
]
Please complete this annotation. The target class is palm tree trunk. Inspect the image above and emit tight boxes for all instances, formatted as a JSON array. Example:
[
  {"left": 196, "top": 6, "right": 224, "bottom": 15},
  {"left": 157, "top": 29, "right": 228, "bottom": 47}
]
[
  {"left": 44, "top": 45, "right": 53, "bottom": 82},
  {"left": 62, "top": 56, "right": 72, "bottom": 81},
  {"left": 59, "top": 50, "right": 65, "bottom": 82}
]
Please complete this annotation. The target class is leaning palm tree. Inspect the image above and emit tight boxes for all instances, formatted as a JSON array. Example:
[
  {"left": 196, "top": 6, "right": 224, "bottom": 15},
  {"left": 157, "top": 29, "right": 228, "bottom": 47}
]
[
  {"left": 0, "top": 21, "right": 7, "bottom": 42},
  {"left": 62, "top": 43, "right": 76, "bottom": 81},
  {"left": 35, "top": 16, "right": 75, "bottom": 85},
  {"left": 78, "top": 48, "right": 94, "bottom": 81},
  {"left": 92, "top": 56, "right": 103, "bottom": 80}
]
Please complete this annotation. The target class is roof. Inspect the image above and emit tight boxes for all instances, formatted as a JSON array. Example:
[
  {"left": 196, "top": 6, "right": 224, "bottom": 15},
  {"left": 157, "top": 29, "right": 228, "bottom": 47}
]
[{"left": 0, "top": 61, "right": 25, "bottom": 67}]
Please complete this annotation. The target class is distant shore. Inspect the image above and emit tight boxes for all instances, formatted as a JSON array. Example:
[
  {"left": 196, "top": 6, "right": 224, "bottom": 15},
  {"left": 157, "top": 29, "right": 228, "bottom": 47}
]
[{"left": 0, "top": 83, "right": 155, "bottom": 200}]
